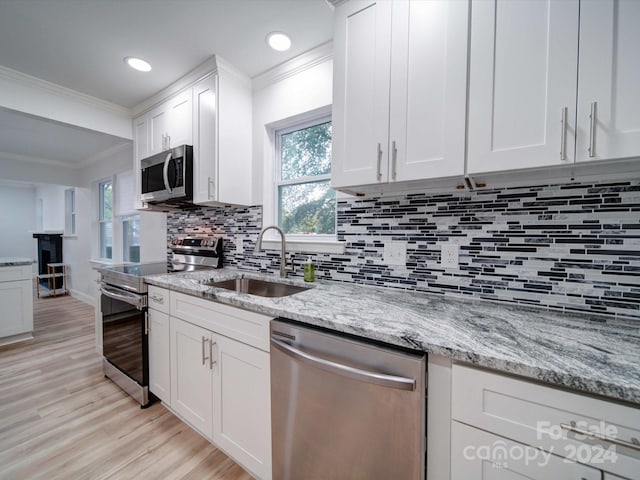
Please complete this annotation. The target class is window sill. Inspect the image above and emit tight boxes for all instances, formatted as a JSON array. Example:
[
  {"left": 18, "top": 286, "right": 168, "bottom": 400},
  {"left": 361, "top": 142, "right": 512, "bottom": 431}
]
[{"left": 261, "top": 238, "right": 345, "bottom": 254}]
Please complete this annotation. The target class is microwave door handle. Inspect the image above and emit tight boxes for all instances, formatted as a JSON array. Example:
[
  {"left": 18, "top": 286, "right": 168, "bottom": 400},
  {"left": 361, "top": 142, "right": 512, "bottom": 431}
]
[{"left": 162, "top": 152, "right": 173, "bottom": 193}]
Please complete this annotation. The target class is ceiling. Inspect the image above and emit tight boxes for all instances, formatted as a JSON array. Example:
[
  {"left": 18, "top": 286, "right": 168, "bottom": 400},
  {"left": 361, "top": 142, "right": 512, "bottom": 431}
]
[{"left": 0, "top": 0, "right": 334, "bottom": 172}]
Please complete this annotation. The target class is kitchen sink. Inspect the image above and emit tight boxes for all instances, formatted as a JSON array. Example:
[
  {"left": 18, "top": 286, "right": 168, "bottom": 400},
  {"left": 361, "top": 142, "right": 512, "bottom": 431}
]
[{"left": 204, "top": 277, "right": 310, "bottom": 298}]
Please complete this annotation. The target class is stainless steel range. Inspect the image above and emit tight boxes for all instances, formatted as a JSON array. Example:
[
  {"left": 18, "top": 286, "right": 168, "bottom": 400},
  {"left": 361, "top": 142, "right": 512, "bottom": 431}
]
[{"left": 99, "top": 237, "right": 223, "bottom": 406}]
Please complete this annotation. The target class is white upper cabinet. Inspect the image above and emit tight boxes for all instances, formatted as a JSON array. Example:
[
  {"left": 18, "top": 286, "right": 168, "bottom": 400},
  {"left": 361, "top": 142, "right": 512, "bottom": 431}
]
[
  {"left": 192, "top": 61, "right": 252, "bottom": 207},
  {"left": 147, "top": 89, "right": 192, "bottom": 156},
  {"left": 332, "top": 0, "right": 392, "bottom": 188},
  {"left": 576, "top": 0, "right": 640, "bottom": 163},
  {"left": 389, "top": 0, "right": 468, "bottom": 182},
  {"left": 132, "top": 56, "right": 252, "bottom": 209},
  {"left": 332, "top": 0, "right": 468, "bottom": 191},
  {"left": 467, "top": 0, "right": 579, "bottom": 175}
]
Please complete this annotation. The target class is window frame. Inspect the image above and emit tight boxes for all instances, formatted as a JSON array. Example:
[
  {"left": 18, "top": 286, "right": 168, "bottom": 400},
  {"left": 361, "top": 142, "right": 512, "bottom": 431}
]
[
  {"left": 98, "top": 179, "right": 113, "bottom": 260},
  {"left": 272, "top": 113, "right": 336, "bottom": 242},
  {"left": 64, "top": 188, "right": 76, "bottom": 236}
]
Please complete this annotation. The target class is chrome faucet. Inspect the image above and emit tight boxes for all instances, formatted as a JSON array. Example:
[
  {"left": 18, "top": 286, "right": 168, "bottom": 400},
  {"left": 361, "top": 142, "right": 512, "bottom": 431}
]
[{"left": 254, "top": 225, "right": 294, "bottom": 278}]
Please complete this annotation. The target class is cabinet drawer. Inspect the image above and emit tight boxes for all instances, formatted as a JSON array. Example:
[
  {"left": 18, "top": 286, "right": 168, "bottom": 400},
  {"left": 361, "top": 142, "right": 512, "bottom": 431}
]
[
  {"left": 170, "top": 291, "right": 271, "bottom": 351},
  {"left": 0, "top": 265, "right": 32, "bottom": 282},
  {"left": 147, "top": 285, "right": 169, "bottom": 314},
  {"left": 452, "top": 363, "right": 640, "bottom": 479},
  {"left": 451, "top": 421, "right": 601, "bottom": 479}
]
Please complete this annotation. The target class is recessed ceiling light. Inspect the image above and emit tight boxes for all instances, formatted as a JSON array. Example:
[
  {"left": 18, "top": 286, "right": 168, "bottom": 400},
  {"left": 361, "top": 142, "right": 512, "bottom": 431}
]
[
  {"left": 266, "top": 32, "right": 292, "bottom": 52},
  {"left": 124, "top": 56, "right": 152, "bottom": 72}
]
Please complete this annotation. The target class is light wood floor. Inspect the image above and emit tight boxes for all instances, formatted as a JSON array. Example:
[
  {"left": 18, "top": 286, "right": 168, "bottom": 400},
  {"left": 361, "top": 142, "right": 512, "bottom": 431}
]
[{"left": 0, "top": 295, "right": 252, "bottom": 480}]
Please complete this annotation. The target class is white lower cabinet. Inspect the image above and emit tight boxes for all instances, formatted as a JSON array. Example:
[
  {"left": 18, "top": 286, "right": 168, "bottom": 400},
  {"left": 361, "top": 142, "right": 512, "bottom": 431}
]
[
  {"left": 148, "top": 307, "right": 171, "bottom": 405},
  {"left": 148, "top": 287, "right": 272, "bottom": 479},
  {"left": 451, "top": 421, "right": 601, "bottom": 479},
  {"left": 451, "top": 363, "right": 640, "bottom": 480},
  {"left": 170, "top": 316, "right": 214, "bottom": 439},
  {"left": 213, "top": 334, "right": 271, "bottom": 480},
  {"left": 0, "top": 265, "right": 33, "bottom": 343}
]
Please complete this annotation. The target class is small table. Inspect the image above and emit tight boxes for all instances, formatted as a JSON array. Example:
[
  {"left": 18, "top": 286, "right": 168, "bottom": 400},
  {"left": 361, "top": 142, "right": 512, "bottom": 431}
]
[{"left": 36, "top": 263, "right": 68, "bottom": 298}]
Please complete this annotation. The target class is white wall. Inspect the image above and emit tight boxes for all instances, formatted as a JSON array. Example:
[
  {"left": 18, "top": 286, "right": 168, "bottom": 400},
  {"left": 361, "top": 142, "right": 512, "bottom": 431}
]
[
  {"left": 251, "top": 57, "right": 333, "bottom": 211},
  {"left": 0, "top": 184, "right": 37, "bottom": 262},
  {"left": 63, "top": 186, "right": 94, "bottom": 305},
  {"left": 35, "top": 184, "right": 66, "bottom": 232}
]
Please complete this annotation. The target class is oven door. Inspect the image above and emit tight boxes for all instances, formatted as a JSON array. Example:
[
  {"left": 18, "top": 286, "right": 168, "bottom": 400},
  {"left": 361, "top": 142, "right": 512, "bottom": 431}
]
[{"left": 100, "top": 284, "right": 148, "bottom": 387}]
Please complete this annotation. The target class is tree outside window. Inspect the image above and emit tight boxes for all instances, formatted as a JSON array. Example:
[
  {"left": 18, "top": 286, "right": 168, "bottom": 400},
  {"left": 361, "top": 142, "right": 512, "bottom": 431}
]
[{"left": 275, "top": 117, "right": 335, "bottom": 236}]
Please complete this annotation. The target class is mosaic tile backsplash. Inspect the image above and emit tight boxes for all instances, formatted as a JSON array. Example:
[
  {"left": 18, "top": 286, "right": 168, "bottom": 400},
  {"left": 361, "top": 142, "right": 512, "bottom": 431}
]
[{"left": 167, "top": 179, "right": 640, "bottom": 320}]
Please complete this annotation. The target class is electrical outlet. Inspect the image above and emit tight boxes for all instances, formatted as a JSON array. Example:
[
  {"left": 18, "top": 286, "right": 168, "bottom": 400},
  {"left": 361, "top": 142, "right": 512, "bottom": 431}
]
[
  {"left": 235, "top": 237, "right": 244, "bottom": 254},
  {"left": 440, "top": 243, "right": 459, "bottom": 268},
  {"left": 383, "top": 241, "right": 407, "bottom": 266}
]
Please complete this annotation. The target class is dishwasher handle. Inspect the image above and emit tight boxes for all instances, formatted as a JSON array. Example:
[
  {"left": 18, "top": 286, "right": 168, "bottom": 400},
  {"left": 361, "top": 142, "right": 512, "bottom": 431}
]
[{"left": 271, "top": 337, "right": 416, "bottom": 391}]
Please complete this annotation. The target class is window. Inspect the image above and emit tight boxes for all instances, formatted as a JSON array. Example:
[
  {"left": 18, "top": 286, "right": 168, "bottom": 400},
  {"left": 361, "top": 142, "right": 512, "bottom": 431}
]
[
  {"left": 275, "top": 116, "right": 335, "bottom": 237},
  {"left": 64, "top": 188, "right": 76, "bottom": 235},
  {"left": 122, "top": 215, "right": 140, "bottom": 262},
  {"left": 99, "top": 180, "right": 113, "bottom": 259}
]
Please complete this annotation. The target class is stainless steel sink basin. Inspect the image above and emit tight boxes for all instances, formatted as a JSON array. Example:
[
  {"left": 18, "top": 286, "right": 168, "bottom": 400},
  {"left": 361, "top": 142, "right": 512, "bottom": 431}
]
[{"left": 205, "top": 277, "right": 310, "bottom": 298}]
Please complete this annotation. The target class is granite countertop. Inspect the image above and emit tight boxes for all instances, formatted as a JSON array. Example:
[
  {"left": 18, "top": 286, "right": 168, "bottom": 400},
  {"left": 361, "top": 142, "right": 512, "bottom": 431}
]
[
  {"left": 0, "top": 257, "right": 35, "bottom": 267},
  {"left": 146, "top": 268, "right": 640, "bottom": 406}
]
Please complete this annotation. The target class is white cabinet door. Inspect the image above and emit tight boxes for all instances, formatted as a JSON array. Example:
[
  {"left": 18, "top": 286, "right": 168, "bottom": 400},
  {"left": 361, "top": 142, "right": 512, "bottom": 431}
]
[
  {"left": 0, "top": 279, "right": 33, "bottom": 338},
  {"left": 576, "top": 0, "right": 640, "bottom": 162},
  {"left": 389, "top": 0, "right": 467, "bottom": 181},
  {"left": 213, "top": 334, "right": 272, "bottom": 480},
  {"left": 148, "top": 103, "right": 168, "bottom": 156},
  {"left": 332, "top": 0, "right": 393, "bottom": 188},
  {"left": 166, "top": 89, "right": 192, "bottom": 149},
  {"left": 170, "top": 317, "right": 213, "bottom": 439},
  {"left": 451, "top": 422, "right": 601, "bottom": 480},
  {"left": 192, "top": 74, "right": 217, "bottom": 204},
  {"left": 148, "top": 308, "right": 171, "bottom": 405},
  {"left": 467, "top": 0, "right": 579, "bottom": 174}
]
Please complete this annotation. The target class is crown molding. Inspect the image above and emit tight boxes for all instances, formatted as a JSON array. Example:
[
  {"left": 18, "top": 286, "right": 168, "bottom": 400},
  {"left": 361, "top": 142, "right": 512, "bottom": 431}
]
[
  {"left": 0, "top": 66, "right": 131, "bottom": 117},
  {"left": 252, "top": 41, "right": 334, "bottom": 92},
  {"left": 131, "top": 57, "right": 219, "bottom": 117}
]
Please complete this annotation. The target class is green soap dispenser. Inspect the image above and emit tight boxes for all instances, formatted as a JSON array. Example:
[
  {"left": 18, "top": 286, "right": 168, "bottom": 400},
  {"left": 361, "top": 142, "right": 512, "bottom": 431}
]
[{"left": 303, "top": 257, "right": 315, "bottom": 282}]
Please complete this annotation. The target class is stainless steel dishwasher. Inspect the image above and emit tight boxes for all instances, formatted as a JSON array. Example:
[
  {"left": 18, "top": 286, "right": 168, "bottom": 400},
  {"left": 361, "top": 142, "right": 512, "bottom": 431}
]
[{"left": 270, "top": 319, "right": 426, "bottom": 480}]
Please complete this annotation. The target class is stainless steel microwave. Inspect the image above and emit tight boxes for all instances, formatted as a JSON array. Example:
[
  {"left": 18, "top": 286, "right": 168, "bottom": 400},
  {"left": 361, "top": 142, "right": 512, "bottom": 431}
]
[{"left": 140, "top": 145, "right": 193, "bottom": 204}]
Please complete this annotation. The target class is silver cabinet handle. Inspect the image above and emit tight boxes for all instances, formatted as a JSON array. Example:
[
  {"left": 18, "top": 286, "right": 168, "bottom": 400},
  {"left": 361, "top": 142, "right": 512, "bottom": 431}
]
[
  {"left": 201, "top": 336, "right": 208, "bottom": 366},
  {"left": 150, "top": 294, "right": 164, "bottom": 304},
  {"left": 207, "top": 177, "right": 215, "bottom": 200},
  {"left": 271, "top": 338, "right": 416, "bottom": 391},
  {"left": 376, "top": 143, "right": 383, "bottom": 181},
  {"left": 144, "top": 311, "right": 149, "bottom": 335},
  {"left": 561, "top": 422, "right": 640, "bottom": 452},
  {"left": 391, "top": 140, "right": 398, "bottom": 180},
  {"left": 588, "top": 101, "right": 597, "bottom": 158},
  {"left": 209, "top": 340, "right": 216, "bottom": 370},
  {"left": 162, "top": 152, "right": 173, "bottom": 193},
  {"left": 560, "top": 107, "right": 567, "bottom": 161}
]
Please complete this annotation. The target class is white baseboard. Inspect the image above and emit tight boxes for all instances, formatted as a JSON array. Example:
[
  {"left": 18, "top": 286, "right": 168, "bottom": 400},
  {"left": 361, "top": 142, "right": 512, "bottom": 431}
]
[{"left": 70, "top": 289, "right": 95, "bottom": 307}]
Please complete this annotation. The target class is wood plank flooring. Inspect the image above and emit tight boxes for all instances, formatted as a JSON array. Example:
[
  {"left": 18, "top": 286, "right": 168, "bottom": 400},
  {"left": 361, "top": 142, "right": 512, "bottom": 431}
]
[{"left": 0, "top": 295, "right": 252, "bottom": 480}]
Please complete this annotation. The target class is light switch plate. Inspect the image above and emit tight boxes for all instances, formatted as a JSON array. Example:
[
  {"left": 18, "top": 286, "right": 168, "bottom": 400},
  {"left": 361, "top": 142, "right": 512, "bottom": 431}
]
[
  {"left": 441, "top": 243, "right": 459, "bottom": 268},
  {"left": 384, "top": 241, "right": 407, "bottom": 266},
  {"left": 235, "top": 237, "right": 244, "bottom": 254}
]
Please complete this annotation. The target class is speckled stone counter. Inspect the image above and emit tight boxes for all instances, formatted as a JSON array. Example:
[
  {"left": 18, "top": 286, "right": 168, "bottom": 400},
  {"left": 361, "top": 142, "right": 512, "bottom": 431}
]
[
  {"left": 0, "top": 257, "right": 34, "bottom": 267},
  {"left": 145, "top": 268, "right": 640, "bottom": 406}
]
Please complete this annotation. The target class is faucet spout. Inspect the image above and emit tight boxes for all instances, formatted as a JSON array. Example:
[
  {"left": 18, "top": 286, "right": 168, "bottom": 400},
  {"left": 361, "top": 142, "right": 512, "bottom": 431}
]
[{"left": 254, "top": 225, "right": 294, "bottom": 278}]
